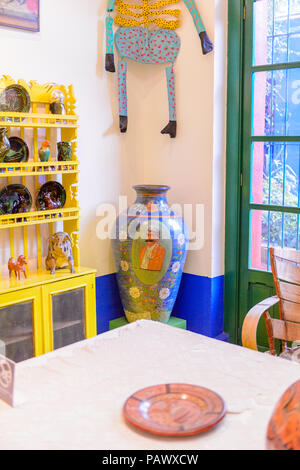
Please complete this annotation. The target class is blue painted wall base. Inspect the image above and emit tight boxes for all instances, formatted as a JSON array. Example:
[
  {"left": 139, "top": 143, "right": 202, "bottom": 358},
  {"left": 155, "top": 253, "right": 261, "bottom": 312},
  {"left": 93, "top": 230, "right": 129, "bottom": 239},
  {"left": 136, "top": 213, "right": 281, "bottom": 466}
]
[
  {"left": 96, "top": 272, "right": 228, "bottom": 341},
  {"left": 95, "top": 273, "right": 124, "bottom": 334},
  {"left": 172, "top": 273, "right": 228, "bottom": 340}
]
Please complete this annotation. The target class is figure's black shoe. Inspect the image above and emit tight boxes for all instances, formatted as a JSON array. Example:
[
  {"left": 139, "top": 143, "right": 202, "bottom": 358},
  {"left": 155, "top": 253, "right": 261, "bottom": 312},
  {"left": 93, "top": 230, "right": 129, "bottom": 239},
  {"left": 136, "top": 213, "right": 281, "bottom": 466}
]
[
  {"left": 105, "top": 53, "right": 115, "bottom": 72},
  {"left": 120, "top": 115, "right": 128, "bottom": 133},
  {"left": 199, "top": 31, "right": 214, "bottom": 55},
  {"left": 161, "top": 120, "right": 177, "bottom": 138}
]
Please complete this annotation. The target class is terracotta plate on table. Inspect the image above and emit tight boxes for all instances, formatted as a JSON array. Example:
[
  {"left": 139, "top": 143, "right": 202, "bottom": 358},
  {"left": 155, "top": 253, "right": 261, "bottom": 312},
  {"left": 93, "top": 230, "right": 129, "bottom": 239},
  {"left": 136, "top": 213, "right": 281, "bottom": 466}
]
[
  {"left": 123, "top": 383, "right": 226, "bottom": 437},
  {"left": 266, "top": 380, "right": 300, "bottom": 450}
]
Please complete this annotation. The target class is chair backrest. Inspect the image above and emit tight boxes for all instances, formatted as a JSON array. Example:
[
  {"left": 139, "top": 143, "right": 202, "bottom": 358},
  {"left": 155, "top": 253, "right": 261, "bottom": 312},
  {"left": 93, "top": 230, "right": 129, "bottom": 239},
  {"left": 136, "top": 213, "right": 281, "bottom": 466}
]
[{"left": 269, "top": 247, "right": 300, "bottom": 346}]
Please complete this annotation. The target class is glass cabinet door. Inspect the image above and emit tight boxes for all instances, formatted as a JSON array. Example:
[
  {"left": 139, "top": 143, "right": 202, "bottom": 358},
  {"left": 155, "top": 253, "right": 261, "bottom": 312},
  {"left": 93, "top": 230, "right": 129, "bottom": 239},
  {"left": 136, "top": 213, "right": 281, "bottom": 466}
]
[
  {"left": 51, "top": 288, "right": 85, "bottom": 350},
  {"left": 42, "top": 274, "right": 97, "bottom": 354},
  {"left": 0, "top": 288, "right": 43, "bottom": 363},
  {"left": 0, "top": 301, "right": 33, "bottom": 362}
]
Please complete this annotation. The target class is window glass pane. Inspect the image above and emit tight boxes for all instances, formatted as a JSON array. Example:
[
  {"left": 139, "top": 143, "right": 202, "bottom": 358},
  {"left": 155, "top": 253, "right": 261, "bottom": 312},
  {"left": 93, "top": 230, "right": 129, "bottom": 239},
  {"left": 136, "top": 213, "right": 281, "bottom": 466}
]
[
  {"left": 249, "top": 209, "right": 269, "bottom": 270},
  {"left": 251, "top": 142, "right": 300, "bottom": 207},
  {"left": 252, "top": 68, "right": 300, "bottom": 136},
  {"left": 253, "top": 0, "right": 300, "bottom": 66},
  {"left": 289, "top": 33, "right": 300, "bottom": 61},
  {"left": 284, "top": 143, "right": 300, "bottom": 205},
  {"left": 249, "top": 209, "right": 300, "bottom": 270},
  {"left": 269, "top": 210, "right": 282, "bottom": 250},
  {"left": 283, "top": 212, "right": 298, "bottom": 248},
  {"left": 250, "top": 3, "right": 300, "bottom": 273}
]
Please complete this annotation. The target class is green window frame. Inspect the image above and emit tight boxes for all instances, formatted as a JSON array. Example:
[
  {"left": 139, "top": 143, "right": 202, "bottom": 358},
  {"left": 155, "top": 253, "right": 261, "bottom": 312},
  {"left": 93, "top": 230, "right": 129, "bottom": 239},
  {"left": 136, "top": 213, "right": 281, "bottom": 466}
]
[
  {"left": 225, "top": 0, "right": 300, "bottom": 344},
  {"left": 225, "top": 0, "right": 245, "bottom": 344}
]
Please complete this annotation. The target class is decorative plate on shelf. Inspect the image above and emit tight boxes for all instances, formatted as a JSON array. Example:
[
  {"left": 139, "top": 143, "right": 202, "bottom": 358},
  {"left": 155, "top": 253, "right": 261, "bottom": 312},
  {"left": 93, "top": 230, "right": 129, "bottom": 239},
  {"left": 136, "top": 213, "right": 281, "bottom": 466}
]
[
  {"left": 0, "top": 84, "right": 31, "bottom": 113},
  {"left": 36, "top": 181, "right": 66, "bottom": 211},
  {"left": 3, "top": 137, "right": 29, "bottom": 163},
  {"left": 123, "top": 383, "right": 226, "bottom": 437},
  {"left": 0, "top": 184, "right": 32, "bottom": 215}
]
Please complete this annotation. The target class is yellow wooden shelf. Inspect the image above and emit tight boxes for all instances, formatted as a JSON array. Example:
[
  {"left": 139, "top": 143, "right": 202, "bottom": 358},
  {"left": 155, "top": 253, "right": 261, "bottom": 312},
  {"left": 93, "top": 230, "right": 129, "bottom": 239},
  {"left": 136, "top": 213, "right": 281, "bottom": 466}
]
[
  {"left": 0, "top": 161, "right": 79, "bottom": 177},
  {"left": 0, "top": 112, "right": 78, "bottom": 129},
  {"left": 53, "top": 319, "right": 83, "bottom": 331},
  {"left": 1, "top": 332, "right": 32, "bottom": 346},
  {"left": 0, "top": 207, "right": 80, "bottom": 228},
  {"left": 0, "top": 266, "right": 97, "bottom": 296},
  {"left": 0, "top": 76, "right": 97, "bottom": 361}
]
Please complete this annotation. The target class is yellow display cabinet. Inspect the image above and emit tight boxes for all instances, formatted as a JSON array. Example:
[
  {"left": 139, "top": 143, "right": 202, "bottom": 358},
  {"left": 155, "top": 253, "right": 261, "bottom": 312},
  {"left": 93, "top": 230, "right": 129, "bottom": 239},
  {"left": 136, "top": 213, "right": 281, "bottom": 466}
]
[{"left": 0, "top": 76, "right": 97, "bottom": 362}]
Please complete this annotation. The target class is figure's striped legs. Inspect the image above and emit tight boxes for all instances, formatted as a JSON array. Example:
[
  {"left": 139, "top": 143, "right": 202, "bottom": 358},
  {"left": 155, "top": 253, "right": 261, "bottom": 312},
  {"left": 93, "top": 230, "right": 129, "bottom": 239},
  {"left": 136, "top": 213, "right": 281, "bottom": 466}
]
[
  {"left": 105, "top": 15, "right": 115, "bottom": 72},
  {"left": 166, "top": 66, "right": 176, "bottom": 121},
  {"left": 118, "top": 59, "right": 128, "bottom": 133},
  {"left": 161, "top": 66, "right": 177, "bottom": 139}
]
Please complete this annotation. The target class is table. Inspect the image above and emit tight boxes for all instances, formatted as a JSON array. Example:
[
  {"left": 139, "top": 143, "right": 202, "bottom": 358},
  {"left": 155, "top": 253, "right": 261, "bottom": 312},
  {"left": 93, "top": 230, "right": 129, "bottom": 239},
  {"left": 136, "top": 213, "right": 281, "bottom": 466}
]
[{"left": 0, "top": 320, "right": 299, "bottom": 450}]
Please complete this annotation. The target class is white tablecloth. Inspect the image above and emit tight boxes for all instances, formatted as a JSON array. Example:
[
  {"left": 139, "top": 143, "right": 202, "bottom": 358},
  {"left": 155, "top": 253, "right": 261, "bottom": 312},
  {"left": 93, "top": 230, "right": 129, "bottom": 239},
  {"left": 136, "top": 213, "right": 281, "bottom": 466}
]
[{"left": 0, "top": 320, "right": 299, "bottom": 450}]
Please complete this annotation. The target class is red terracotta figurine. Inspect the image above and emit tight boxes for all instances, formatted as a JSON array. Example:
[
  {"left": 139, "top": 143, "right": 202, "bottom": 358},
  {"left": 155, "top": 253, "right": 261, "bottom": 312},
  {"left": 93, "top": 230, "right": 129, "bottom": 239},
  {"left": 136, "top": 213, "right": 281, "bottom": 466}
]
[{"left": 8, "top": 255, "right": 27, "bottom": 280}]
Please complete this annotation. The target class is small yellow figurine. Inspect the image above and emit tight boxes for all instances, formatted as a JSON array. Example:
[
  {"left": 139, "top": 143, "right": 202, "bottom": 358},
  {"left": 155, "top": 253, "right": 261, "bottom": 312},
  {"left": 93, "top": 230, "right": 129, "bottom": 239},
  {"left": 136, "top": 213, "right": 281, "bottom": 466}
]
[{"left": 38, "top": 140, "right": 51, "bottom": 162}]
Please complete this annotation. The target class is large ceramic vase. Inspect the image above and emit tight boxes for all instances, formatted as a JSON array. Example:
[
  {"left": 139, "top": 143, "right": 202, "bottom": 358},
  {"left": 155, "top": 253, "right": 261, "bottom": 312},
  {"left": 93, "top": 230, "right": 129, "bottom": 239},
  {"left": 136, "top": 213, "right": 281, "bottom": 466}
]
[{"left": 112, "top": 185, "right": 188, "bottom": 323}]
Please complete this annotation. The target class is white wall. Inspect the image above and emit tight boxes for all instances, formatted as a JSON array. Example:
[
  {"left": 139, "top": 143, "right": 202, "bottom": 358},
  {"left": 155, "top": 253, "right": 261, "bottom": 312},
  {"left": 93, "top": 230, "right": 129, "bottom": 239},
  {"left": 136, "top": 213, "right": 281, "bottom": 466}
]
[
  {"left": 212, "top": 0, "right": 228, "bottom": 278},
  {"left": 0, "top": 0, "right": 227, "bottom": 279}
]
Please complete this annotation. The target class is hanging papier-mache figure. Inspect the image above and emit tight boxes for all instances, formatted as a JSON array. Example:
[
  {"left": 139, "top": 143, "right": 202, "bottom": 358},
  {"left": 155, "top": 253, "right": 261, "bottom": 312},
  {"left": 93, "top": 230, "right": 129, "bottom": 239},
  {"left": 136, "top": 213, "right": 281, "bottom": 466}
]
[{"left": 105, "top": 0, "right": 213, "bottom": 138}]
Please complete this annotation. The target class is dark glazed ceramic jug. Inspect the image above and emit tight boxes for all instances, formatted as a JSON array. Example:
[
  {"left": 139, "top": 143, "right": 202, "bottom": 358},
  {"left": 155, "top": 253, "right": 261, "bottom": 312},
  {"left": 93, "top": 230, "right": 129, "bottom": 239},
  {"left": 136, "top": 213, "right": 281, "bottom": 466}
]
[{"left": 57, "top": 141, "right": 72, "bottom": 161}]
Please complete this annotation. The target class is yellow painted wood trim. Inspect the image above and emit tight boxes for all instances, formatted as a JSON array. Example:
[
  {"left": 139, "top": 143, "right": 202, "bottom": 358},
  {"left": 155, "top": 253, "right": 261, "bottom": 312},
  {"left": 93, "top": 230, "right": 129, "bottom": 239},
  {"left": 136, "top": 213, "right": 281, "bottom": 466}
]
[
  {"left": 0, "top": 118, "right": 78, "bottom": 129},
  {"left": 0, "top": 208, "right": 80, "bottom": 229},
  {"left": 84, "top": 274, "right": 97, "bottom": 338},
  {"left": 0, "top": 267, "right": 97, "bottom": 294},
  {"left": 0, "top": 161, "right": 79, "bottom": 178},
  {"left": 0, "top": 111, "right": 78, "bottom": 120}
]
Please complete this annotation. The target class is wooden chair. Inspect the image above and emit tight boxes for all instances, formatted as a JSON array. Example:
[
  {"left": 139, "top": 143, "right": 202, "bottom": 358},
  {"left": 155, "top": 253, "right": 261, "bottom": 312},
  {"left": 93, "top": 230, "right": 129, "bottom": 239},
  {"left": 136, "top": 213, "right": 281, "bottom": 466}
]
[{"left": 242, "top": 247, "right": 300, "bottom": 362}]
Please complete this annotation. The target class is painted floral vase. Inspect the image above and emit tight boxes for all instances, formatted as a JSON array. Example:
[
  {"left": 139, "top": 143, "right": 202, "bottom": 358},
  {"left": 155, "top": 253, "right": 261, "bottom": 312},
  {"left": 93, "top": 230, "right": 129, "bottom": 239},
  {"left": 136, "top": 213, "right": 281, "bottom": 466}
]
[
  {"left": 0, "top": 128, "right": 10, "bottom": 162},
  {"left": 112, "top": 185, "right": 188, "bottom": 323}
]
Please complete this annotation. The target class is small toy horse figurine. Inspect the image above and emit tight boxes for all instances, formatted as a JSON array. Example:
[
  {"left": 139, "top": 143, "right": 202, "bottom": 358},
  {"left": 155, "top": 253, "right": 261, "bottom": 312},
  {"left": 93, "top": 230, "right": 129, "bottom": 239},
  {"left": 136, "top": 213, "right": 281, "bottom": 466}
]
[
  {"left": 8, "top": 255, "right": 27, "bottom": 280},
  {"left": 105, "top": 0, "right": 213, "bottom": 138}
]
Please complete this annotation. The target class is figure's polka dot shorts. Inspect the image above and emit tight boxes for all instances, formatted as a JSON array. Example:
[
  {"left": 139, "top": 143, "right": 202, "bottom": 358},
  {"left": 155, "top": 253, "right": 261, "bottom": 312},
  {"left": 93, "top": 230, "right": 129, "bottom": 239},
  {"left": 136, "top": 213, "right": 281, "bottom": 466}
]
[{"left": 115, "top": 27, "right": 181, "bottom": 64}]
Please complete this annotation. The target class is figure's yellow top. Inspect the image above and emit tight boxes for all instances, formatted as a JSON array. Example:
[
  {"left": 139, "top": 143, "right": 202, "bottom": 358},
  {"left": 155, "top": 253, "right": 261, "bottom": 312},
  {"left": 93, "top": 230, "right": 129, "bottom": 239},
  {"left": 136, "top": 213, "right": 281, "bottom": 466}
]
[{"left": 115, "top": 0, "right": 181, "bottom": 29}]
